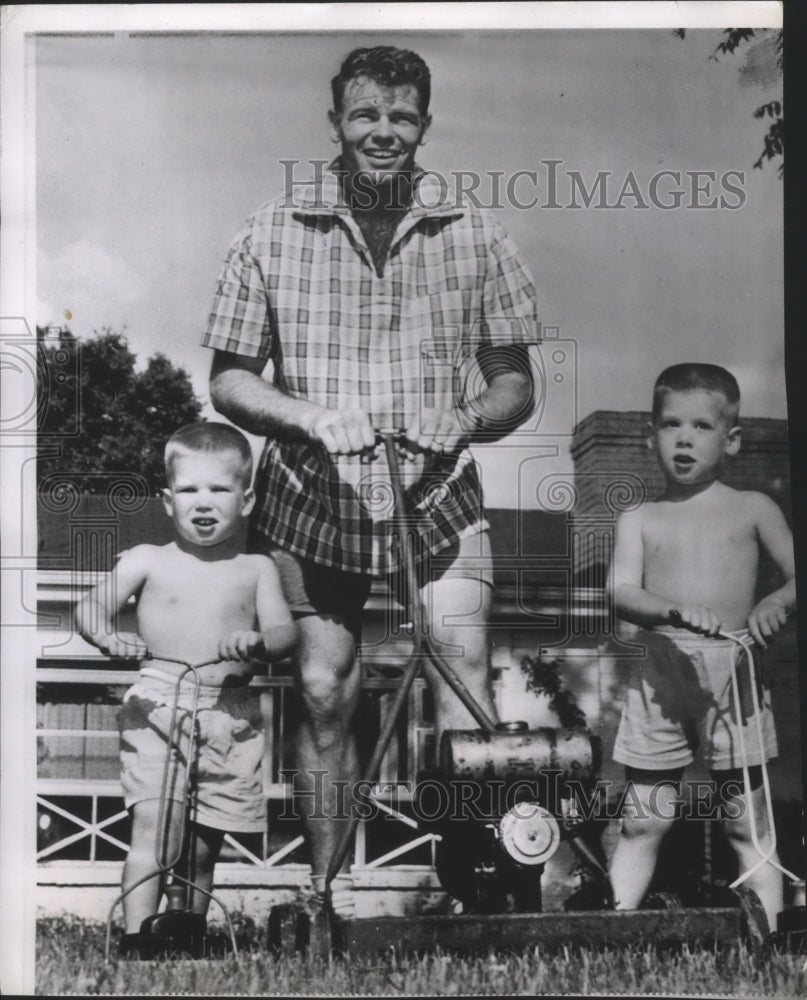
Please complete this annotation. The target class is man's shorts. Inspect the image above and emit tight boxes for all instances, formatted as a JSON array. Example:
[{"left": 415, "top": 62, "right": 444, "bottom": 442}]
[
  {"left": 119, "top": 667, "right": 266, "bottom": 833},
  {"left": 613, "top": 628, "right": 778, "bottom": 772},
  {"left": 265, "top": 530, "right": 494, "bottom": 634}
]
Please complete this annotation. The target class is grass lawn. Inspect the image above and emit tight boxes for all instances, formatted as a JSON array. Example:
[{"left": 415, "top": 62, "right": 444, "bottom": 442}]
[{"left": 35, "top": 914, "right": 807, "bottom": 997}]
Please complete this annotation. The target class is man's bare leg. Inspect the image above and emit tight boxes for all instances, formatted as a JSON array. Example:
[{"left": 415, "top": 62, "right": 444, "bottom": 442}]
[
  {"left": 420, "top": 575, "right": 497, "bottom": 747},
  {"left": 293, "top": 613, "right": 361, "bottom": 912}
]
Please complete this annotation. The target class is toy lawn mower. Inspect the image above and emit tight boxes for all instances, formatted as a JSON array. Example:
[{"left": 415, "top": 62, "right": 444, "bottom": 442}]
[{"left": 104, "top": 655, "right": 239, "bottom": 961}]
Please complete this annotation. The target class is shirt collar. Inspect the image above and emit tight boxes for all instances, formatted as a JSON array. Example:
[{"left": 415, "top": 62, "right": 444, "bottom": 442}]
[{"left": 290, "top": 158, "right": 465, "bottom": 220}]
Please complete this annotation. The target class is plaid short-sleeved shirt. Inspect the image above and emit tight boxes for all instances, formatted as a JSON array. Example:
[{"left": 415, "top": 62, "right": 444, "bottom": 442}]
[{"left": 202, "top": 162, "right": 540, "bottom": 575}]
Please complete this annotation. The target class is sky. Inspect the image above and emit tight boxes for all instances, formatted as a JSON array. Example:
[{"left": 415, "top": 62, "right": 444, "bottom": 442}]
[{"left": 32, "top": 22, "right": 784, "bottom": 506}]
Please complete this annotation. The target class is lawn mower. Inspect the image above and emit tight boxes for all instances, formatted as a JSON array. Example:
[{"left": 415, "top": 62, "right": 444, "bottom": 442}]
[
  {"left": 269, "top": 430, "right": 805, "bottom": 960},
  {"left": 104, "top": 655, "right": 239, "bottom": 961}
]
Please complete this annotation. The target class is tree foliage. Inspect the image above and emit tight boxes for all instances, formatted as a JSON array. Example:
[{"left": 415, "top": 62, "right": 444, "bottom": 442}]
[
  {"left": 520, "top": 653, "right": 588, "bottom": 731},
  {"left": 37, "top": 327, "right": 203, "bottom": 496},
  {"left": 677, "top": 27, "right": 783, "bottom": 177}
]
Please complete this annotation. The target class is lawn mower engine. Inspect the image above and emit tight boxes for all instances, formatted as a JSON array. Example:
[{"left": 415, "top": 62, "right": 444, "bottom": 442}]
[{"left": 425, "top": 722, "right": 601, "bottom": 914}]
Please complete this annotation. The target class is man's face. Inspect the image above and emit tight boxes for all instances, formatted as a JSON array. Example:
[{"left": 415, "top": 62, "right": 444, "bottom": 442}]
[
  {"left": 651, "top": 389, "right": 740, "bottom": 487},
  {"left": 328, "top": 75, "right": 430, "bottom": 189}
]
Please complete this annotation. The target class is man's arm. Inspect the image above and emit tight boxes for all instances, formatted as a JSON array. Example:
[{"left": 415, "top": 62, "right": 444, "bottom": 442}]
[
  {"left": 74, "top": 547, "right": 150, "bottom": 658},
  {"left": 209, "top": 351, "right": 376, "bottom": 455},
  {"left": 747, "top": 493, "right": 796, "bottom": 646},
  {"left": 406, "top": 344, "right": 535, "bottom": 455}
]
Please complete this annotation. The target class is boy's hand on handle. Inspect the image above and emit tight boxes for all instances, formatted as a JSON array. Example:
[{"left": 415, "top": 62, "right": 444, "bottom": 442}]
[
  {"left": 746, "top": 596, "right": 788, "bottom": 648},
  {"left": 98, "top": 632, "right": 149, "bottom": 659},
  {"left": 218, "top": 630, "right": 267, "bottom": 663},
  {"left": 668, "top": 605, "right": 723, "bottom": 636}
]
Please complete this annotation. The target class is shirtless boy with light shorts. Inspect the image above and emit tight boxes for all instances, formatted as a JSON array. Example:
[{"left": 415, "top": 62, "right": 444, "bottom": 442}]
[
  {"left": 608, "top": 363, "right": 796, "bottom": 932},
  {"left": 76, "top": 422, "right": 298, "bottom": 946}
]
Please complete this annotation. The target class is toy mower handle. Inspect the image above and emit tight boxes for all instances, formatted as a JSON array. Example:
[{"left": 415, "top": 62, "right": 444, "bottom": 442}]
[
  {"left": 143, "top": 652, "right": 223, "bottom": 670},
  {"left": 668, "top": 607, "right": 733, "bottom": 641},
  {"left": 667, "top": 607, "right": 800, "bottom": 889}
]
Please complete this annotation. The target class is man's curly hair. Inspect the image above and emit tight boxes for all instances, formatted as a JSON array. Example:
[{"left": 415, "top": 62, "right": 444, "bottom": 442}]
[{"left": 331, "top": 46, "right": 431, "bottom": 116}]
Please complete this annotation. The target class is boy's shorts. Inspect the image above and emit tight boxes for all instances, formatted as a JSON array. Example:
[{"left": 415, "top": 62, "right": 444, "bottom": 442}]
[
  {"left": 119, "top": 667, "right": 266, "bottom": 833},
  {"left": 613, "top": 628, "right": 778, "bottom": 772}
]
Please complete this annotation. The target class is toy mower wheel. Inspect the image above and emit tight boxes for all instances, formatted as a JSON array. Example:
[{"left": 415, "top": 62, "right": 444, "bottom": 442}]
[
  {"left": 267, "top": 904, "right": 308, "bottom": 958},
  {"left": 307, "top": 903, "right": 337, "bottom": 960},
  {"left": 267, "top": 901, "right": 337, "bottom": 959},
  {"left": 643, "top": 891, "right": 684, "bottom": 910},
  {"left": 730, "top": 886, "right": 771, "bottom": 957},
  {"left": 684, "top": 883, "right": 769, "bottom": 955}
]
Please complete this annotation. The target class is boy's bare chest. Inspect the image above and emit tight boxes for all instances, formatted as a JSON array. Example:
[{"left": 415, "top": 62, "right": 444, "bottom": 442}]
[
  {"left": 643, "top": 501, "right": 757, "bottom": 571},
  {"left": 139, "top": 558, "right": 257, "bottom": 620},
  {"left": 642, "top": 500, "right": 760, "bottom": 620}
]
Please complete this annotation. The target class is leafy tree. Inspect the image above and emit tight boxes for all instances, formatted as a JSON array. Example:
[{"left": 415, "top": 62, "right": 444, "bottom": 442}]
[
  {"left": 675, "top": 27, "right": 783, "bottom": 177},
  {"left": 37, "top": 327, "right": 203, "bottom": 496}
]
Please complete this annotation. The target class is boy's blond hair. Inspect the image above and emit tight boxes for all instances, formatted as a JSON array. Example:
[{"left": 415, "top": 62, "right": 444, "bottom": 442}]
[{"left": 164, "top": 422, "right": 253, "bottom": 486}]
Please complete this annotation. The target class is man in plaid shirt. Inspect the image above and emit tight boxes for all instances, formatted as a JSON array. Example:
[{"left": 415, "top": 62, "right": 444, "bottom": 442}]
[{"left": 204, "top": 46, "right": 539, "bottom": 907}]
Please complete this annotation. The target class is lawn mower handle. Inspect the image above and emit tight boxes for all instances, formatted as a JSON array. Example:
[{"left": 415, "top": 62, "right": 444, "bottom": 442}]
[
  {"left": 324, "top": 432, "right": 499, "bottom": 887},
  {"left": 381, "top": 432, "right": 497, "bottom": 734}
]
